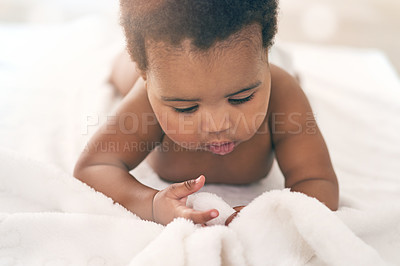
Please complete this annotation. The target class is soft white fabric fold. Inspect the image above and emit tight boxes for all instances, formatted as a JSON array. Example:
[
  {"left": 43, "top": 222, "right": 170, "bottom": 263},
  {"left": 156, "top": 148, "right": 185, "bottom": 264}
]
[{"left": 0, "top": 147, "right": 397, "bottom": 266}]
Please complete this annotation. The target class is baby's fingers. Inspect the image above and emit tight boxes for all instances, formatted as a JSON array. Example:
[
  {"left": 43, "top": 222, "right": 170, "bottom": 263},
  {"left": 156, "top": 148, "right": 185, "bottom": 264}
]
[
  {"left": 225, "top": 211, "right": 238, "bottom": 226},
  {"left": 167, "top": 175, "right": 205, "bottom": 199},
  {"left": 178, "top": 206, "right": 219, "bottom": 225}
]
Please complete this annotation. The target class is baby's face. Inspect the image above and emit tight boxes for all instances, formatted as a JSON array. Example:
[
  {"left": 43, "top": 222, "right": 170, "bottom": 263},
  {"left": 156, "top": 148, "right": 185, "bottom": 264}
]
[{"left": 144, "top": 29, "right": 271, "bottom": 155}]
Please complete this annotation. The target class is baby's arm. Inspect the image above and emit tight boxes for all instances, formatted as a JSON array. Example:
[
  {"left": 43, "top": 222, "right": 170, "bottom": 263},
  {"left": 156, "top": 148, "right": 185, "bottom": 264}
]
[
  {"left": 74, "top": 79, "right": 218, "bottom": 224},
  {"left": 269, "top": 65, "right": 339, "bottom": 211},
  {"left": 74, "top": 79, "right": 160, "bottom": 221}
]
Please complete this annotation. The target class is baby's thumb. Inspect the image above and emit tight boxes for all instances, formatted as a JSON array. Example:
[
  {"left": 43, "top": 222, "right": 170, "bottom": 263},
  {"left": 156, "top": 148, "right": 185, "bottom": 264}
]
[{"left": 168, "top": 175, "right": 205, "bottom": 199}]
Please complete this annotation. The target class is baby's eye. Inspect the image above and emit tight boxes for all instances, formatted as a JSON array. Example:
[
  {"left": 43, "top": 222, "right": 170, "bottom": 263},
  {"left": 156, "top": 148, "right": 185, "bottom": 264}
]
[
  {"left": 173, "top": 105, "right": 198, "bottom": 113},
  {"left": 229, "top": 93, "right": 255, "bottom": 105}
]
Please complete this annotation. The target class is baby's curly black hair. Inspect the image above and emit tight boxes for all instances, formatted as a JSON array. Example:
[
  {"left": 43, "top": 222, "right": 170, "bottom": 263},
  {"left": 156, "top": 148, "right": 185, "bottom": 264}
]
[{"left": 120, "top": 0, "right": 279, "bottom": 72}]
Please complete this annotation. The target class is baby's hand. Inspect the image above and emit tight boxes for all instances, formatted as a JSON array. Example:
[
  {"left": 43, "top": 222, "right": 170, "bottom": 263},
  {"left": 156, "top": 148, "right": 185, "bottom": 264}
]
[
  {"left": 152, "top": 175, "right": 219, "bottom": 226},
  {"left": 225, "top": 206, "right": 245, "bottom": 226}
]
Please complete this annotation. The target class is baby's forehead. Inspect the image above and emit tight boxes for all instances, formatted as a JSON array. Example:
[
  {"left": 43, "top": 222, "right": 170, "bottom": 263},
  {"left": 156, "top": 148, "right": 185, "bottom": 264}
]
[
  {"left": 145, "top": 24, "right": 265, "bottom": 67},
  {"left": 147, "top": 23, "right": 262, "bottom": 50}
]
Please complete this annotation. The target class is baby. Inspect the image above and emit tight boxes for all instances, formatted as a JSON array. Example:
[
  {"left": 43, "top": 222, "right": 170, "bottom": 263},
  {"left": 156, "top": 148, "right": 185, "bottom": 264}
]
[{"left": 74, "top": 0, "right": 339, "bottom": 226}]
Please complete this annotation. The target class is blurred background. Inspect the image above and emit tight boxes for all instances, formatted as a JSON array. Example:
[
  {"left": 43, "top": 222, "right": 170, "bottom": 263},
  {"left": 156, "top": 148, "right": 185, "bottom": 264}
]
[
  {"left": 277, "top": 0, "right": 400, "bottom": 74},
  {"left": 0, "top": 0, "right": 399, "bottom": 74}
]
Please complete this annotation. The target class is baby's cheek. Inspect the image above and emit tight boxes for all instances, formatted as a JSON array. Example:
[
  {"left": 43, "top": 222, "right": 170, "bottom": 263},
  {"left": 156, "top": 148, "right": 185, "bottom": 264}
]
[
  {"left": 162, "top": 114, "right": 198, "bottom": 135},
  {"left": 250, "top": 112, "right": 267, "bottom": 132},
  {"left": 166, "top": 130, "right": 200, "bottom": 150},
  {"left": 174, "top": 135, "right": 200, "bottom": 149},
  {"left": 245, "top": 98, "right": 269, "bottom": 133},
  {"left": 229, "top": 112, "right": 258, "bottom": 136},
  {"left": 159, "top": 113, "right": 201, "bottom": 147}
]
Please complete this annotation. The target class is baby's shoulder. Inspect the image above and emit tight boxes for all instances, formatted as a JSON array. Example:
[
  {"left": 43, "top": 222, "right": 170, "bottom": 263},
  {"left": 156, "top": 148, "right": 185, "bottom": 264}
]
[
  {"left": 115, "top": 78, "right": 164, "bottom": 143},
  {"left": 268, "top": 63, "right": 307, "bottom": 114},
  {"left": 267, "top": 64, "right": 316, "bottom": 139}
]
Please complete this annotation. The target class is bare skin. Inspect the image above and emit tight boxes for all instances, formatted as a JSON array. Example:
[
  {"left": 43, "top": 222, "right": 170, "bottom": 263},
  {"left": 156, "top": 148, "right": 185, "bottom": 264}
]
[{"left": 74, "top": 25, "right": 339, "bottom": 226}]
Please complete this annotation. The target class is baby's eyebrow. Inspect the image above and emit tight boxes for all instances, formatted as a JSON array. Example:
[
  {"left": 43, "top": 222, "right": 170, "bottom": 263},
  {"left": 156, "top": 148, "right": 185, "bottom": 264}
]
[
  {"left": 161, "top": 80, "right": 261, "bottom": 102},
  {"left": 224, "top": 81, "right": 261, "bottom": 98},
  {"left": 161, "top": 96, "right": 200, "bottom": 102}
]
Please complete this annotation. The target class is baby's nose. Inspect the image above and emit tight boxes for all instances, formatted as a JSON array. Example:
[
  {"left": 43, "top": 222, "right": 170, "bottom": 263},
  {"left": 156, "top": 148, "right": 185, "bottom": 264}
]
[
  {"left": 207, "top": 127, "right": 230, "bottom": 135},
  {"left": 201, "top": 112, "right": 231, "bottom": 133}
]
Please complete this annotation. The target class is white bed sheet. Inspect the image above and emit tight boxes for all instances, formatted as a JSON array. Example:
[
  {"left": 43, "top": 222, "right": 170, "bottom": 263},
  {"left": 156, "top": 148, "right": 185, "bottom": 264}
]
[{"left": 1, "top": 15, "right": 400, "bottom": 265}]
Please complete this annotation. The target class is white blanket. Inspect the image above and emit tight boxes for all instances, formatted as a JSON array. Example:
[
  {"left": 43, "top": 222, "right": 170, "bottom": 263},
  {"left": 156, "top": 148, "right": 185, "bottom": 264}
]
[
  {"left": 0, "top": 147, "right": 395, "bottom": 266},
  {"left": 1, "top": 16, "right": 400, "bottom": 266}
]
